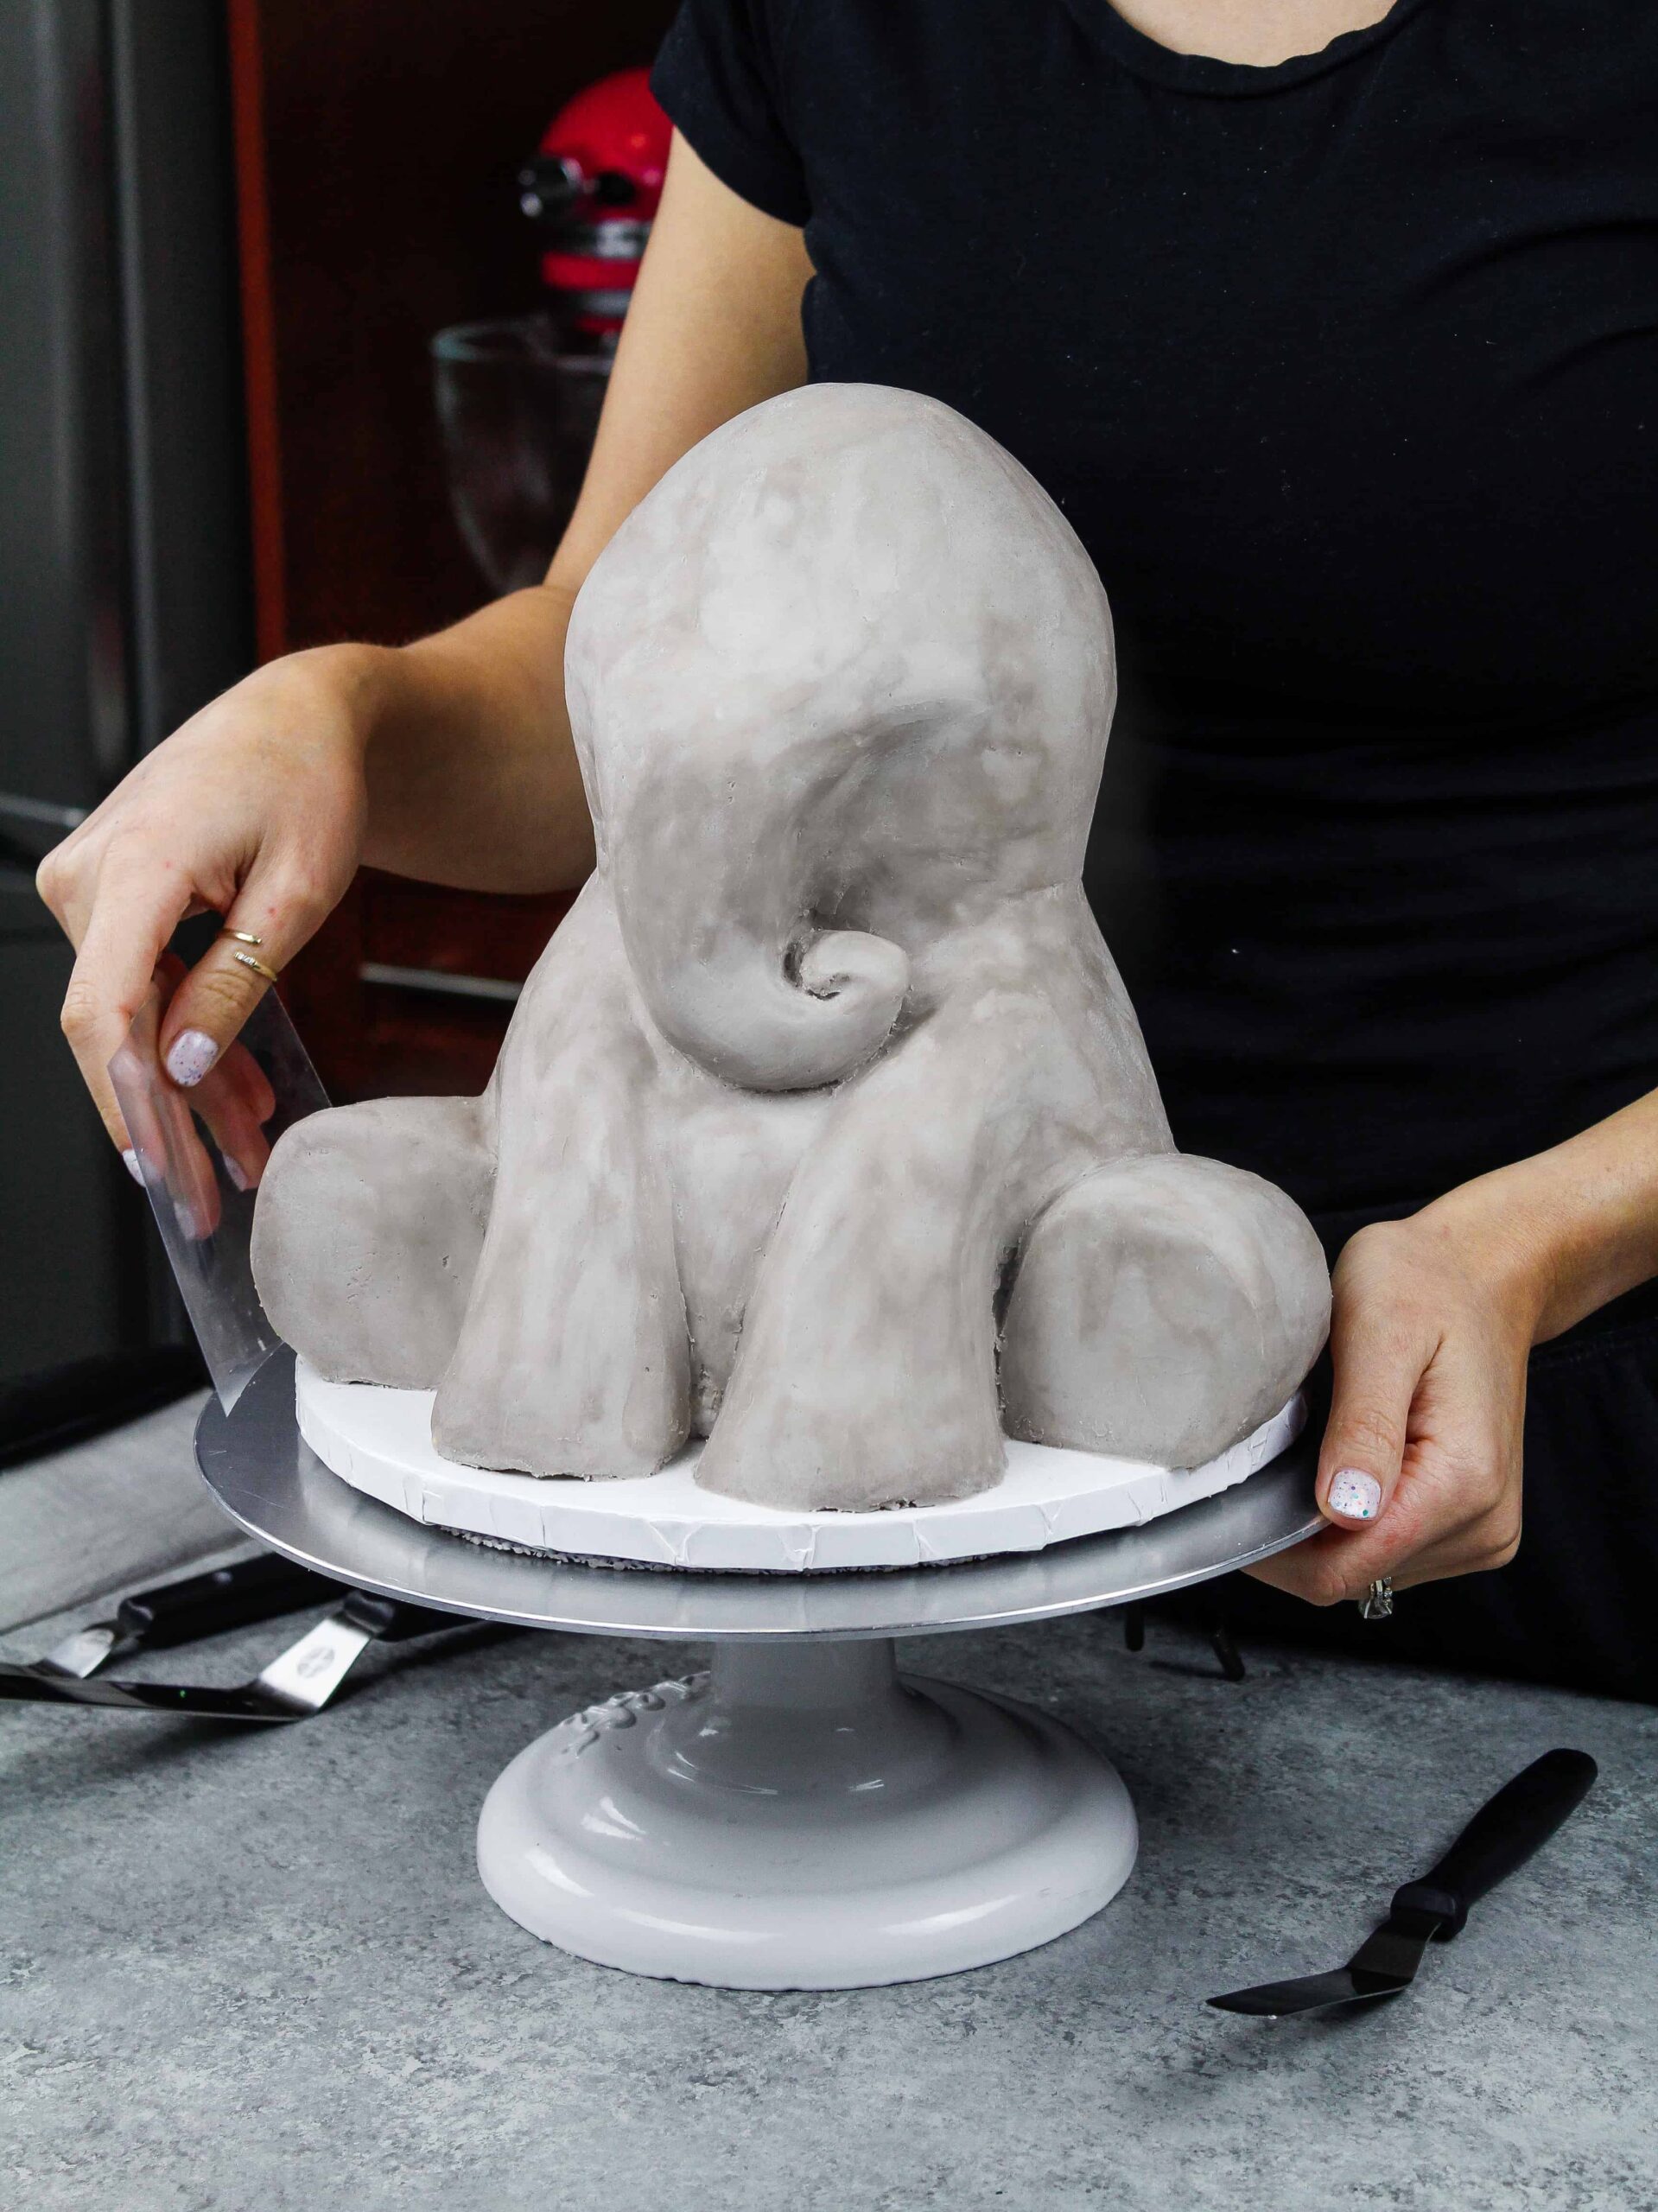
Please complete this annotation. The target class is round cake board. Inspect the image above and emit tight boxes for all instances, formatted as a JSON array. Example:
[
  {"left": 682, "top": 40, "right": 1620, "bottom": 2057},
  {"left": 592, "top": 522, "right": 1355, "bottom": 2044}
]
[{"left": 295, "top": 1357, "right": 1305, "bottom": 1575}]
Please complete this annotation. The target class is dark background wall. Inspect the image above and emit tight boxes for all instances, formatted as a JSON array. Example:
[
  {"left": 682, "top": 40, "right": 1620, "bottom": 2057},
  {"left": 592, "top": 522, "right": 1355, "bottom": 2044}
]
[
  {"left": 233, "top": 0, "right": 680, "bottom": 659},
  {"left": 232, "top": 0, "right": 679, "bottom": 1103},
  {"left": 1, "top": 0, "right": 249, "bottom": 1414}
]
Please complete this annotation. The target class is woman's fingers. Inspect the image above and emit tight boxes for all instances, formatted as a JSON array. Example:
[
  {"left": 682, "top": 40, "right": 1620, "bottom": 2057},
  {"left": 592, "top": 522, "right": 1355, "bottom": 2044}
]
[
  {"left": 54, "top": 848, "right": 194, "bottom": 1151},
  {"left": 150, "top": 865, "right": 319, "bottom": 1218},
  {"left": 1314, "top": 1233, "right": 1434, "bottom": 1532},
  {"left": 120, "top": 970, "right": 277, "bottom": 1229},
  {"left": 156, "top": 861, "right": 327, "bottom": 1092},
  {"left": 225, "top": 1037, "right": 277, "bottom": 1128},
  {"left": 1383, "top": 1328, "right": 1525, "bottom": 1580},
  {"left": 1249, "top": 1300, "right": 1524, "bottom": 1606},
  {"left": 190, "top": 1046, "right": 276, "bottom": 1198},
  {"left": 1248, "top": 1217, "right": 1485, "bottom": 1606},
  {"left": 155, "top": 1071, "right": 225, "bottom": 1243},
  {"left": 36, "top": 644, "right": 369, "bottom": 1160}
]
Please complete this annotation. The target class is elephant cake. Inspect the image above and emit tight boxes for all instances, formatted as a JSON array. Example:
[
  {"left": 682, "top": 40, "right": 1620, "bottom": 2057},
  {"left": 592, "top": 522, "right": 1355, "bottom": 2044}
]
[{"left": 253, "top": 384, "right": 1330, "bottom": 1515}]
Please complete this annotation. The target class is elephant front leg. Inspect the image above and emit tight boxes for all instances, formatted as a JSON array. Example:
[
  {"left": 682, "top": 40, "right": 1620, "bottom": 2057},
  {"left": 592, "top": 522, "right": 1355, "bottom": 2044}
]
[
  {"left": 693, "top": 1033, "right": 1038, "bottom": 1513},
  {"left": 432, "top": 1022, "right": 691, "bottom": 1481},
  {"left": 1000, "top": 1154, "right": 1331, "bottom": 1470},
  {"left": 252, "top": 1095, "right": 492, "bottom": 1389}
]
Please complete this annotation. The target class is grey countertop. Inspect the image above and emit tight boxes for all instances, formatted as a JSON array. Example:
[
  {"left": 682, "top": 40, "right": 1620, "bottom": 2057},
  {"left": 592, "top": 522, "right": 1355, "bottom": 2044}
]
[{"left": 3, "top": 1536, "right": 1654, "bottom": 2212}]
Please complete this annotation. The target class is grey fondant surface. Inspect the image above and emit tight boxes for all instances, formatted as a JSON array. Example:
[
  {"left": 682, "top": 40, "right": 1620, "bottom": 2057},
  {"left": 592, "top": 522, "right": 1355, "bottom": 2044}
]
[
  {"left": 2, "top": 1576, "right": 1649, "bottom": 2212},
  {"left": 254, "top": 386, "right": 1330, "bottom": 1506}
]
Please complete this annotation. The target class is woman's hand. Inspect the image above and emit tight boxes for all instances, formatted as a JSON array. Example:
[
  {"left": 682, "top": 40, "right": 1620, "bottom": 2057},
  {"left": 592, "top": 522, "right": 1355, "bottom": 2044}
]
[
  {"left": 1252, "top": 1088, "right": 1658, "bottom": 1605},
  {"left": 36, "top": 644, "right": 378, "bottom": 1156},
  {"left": 36, "top": 129, "right": 816, "bottom": 1173},
  {"left": 1247, "top": 1188, "right": 1552, "bottom": 1605}
]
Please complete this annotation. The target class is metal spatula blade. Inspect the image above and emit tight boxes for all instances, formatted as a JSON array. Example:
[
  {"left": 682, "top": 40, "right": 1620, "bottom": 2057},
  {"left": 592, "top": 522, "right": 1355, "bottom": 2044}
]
[
  {"left": 1209, "top": 1748, "right": 1598, "bottom": 2020},
  {"left": 0, "top": 1593, "right": 464, "bottom": 1722},
  {"left": 1209, "top": 1914, "right": 1442, "bottom": 2018},
  {"left": 31, "top": 1555, "right": 338, "bottom": 1680}
]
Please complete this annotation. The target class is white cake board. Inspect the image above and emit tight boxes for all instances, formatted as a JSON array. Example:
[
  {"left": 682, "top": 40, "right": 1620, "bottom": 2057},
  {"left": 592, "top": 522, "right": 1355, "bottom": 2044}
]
[
  {"left": 295, "top": 1357, "right": 1305, "bottom": 1573},
  {"left": 202, "top": 1353, "right": 1320, "bottom": 1991}
]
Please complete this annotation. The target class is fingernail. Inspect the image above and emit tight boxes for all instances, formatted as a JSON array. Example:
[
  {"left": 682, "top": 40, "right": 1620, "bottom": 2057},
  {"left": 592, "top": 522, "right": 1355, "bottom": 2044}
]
[
  {"left": 224, "top": 1155, "right": 251, "bottom": 1194},
  {"left": 165, "top": 1029, "right": 218, "bottom": 1087},
  {"left": 174, "top": 1198, "right": 200, "bottom": 1242},
  {"left": 122, "top": 1148, "right": 145, "bottom": 1186},
  {"left": 1328, "top": 1468, "right": 1383, "bottom": 1522}
]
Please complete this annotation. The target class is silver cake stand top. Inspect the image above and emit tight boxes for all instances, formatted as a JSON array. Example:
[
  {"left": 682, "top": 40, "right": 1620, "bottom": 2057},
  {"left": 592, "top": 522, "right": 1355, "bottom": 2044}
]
[{"left": 196, "top": 1350, "right": 1322, "bottom": 1643}]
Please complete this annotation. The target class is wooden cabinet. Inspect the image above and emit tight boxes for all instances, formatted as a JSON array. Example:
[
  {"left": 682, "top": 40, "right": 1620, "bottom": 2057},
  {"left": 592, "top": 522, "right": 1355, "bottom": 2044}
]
[{"left": 226, "top": 0, "right": 676, "bottom": 1098}]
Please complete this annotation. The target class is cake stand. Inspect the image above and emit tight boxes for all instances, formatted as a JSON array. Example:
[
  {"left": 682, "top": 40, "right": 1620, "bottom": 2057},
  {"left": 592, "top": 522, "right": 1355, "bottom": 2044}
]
[{"left": 197, "top": 1350, "right": 1321, "bottom": 1991}]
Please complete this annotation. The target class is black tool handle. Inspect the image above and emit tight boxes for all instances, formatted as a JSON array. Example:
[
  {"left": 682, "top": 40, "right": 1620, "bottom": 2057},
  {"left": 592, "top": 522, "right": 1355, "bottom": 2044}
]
[
  {"left": 1392, "top": 1748, "right": 1598, "bottom": 1938},
  {"left": 114, "top": 1554, "right": 340, "bottom": 1650}
]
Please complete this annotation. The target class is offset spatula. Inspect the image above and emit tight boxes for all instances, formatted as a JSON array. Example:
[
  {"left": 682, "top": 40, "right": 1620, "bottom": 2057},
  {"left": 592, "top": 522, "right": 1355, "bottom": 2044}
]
[
  {"left": 1210, "top": 1748, "right": 1598, "bottom": 2019},
  {"left": 0, "top": 1589, "right": 464, "bottom": 1721},
  {"left": 27, "top": 1554, "right": 338, "bottom": 1680}
]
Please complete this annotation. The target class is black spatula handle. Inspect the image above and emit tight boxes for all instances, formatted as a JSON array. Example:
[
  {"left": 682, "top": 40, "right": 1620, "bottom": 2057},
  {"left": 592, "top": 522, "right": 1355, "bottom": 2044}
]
[
  {"left": 1392, "top": 1748, "right": 1598, "bottom": 1938},
  {"left": 115, "top": 1554, "right": 338, "bottom": 1649}
]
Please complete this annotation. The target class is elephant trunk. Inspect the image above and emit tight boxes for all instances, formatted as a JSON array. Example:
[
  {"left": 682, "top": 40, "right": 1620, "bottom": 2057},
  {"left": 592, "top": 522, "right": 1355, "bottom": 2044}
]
[{"left": 609, "top": 745, "right": 910, "bottom": 1093}]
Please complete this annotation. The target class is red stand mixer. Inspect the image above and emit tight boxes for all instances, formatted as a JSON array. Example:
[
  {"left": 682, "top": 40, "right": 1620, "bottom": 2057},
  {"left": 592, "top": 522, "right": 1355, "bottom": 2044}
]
[
  {"left": 518, "top": 67, "right": 670, "bottom": 351},
  {"left": 434, "top": 70, "right": 671, "bottom": 593}
]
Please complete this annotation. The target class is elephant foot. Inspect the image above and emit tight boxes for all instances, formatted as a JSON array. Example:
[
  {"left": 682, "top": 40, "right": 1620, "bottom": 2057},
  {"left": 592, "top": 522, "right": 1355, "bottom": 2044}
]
[
  {"left": 695, "top": 1257, "right": 1007, "bottom": 1511},
  {"left": 431, "top": 1392, "right": 687, "bottom": 1484},
  {"left": 695, "top": 1390, "right": 1007, "bottom": 1515},
  {"left": 251, "top": 1096, "right": 493, "bottom": 1390},
  {"left": 429, "top": 1030, "right": 694, "bottom": 1481},
  {"left": 1000, "top": 1154, "right": 1331, "bottom": 1471},
  {"left": 432, "top": 1302, "right": 690, "bottom": 1483},
  {"left": 431, "top": 1200, "right": 694, "bottom": 1473}
]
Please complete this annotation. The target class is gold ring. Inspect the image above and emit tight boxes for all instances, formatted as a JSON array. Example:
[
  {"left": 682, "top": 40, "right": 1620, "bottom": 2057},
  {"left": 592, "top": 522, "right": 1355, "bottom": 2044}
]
[
  {"left": 231, "top": 949, "right": 282, "bottom": 985},
  {"left": 220, "top": 928, "right": 264, "bottom": 946}
]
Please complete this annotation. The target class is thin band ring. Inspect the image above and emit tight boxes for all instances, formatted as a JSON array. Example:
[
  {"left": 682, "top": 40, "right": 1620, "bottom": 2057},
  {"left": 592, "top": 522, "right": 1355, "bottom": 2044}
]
[
  {"left": 231, "top": 948, "right": 282, "bottom": 985},
  {"left": 220, "top": 927, "right": 264, "bottom": 946}
]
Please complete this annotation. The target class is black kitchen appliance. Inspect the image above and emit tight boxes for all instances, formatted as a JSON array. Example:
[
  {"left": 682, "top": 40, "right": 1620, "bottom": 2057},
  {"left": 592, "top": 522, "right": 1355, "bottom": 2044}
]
[{"left": 0, "top": 1, "right": 251, "bottom": 1459}]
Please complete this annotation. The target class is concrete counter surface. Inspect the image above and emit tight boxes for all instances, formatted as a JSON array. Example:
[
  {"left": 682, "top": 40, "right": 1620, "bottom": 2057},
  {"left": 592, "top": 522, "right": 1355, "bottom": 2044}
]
[{"left": 2, "top": 1581, "right": 1652, "bottom": 2212}]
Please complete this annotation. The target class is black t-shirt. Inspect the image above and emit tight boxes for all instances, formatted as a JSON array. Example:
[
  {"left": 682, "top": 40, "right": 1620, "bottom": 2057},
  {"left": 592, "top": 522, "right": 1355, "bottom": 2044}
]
[{"left": 652, "top": 0, "right": 1658, "bottom": 1232}]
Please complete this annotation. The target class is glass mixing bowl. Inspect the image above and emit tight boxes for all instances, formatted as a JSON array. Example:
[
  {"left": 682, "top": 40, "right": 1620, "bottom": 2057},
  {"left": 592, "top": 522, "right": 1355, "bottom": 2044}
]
[{"left": 432, "top": 316, "right": 611, "bottom": 594}]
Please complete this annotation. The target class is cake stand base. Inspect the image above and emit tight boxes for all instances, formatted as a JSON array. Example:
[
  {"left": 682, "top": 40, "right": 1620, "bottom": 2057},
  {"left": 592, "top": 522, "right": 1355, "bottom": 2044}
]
[
  {"left": 198, "top": 1352, "right": 1321, "bottom": 1993},
  {"left": 475, "top": 1637, "right": 1136, "bottom": 1989}
]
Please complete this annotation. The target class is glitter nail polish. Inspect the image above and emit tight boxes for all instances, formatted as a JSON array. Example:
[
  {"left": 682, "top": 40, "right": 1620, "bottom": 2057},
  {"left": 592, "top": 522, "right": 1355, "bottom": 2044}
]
[
  {"left": 164, "top": 1028, "right": 219, "bottom": 1086},
  {"left": 1328, "top": 1468, "right": 1382, "bottom": 1522},
  {"left": 165, "top": 1028, "right": 219, "bottom": 1087}
]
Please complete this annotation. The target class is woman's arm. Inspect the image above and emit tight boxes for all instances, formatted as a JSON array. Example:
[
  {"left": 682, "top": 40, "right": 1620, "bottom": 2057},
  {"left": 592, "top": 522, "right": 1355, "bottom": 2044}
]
[
  {"left": 360, "top": 131, "right": 814, "bottom": 892},
  {"left": 36, "top": 133, "right": 811, "bottom": 1147},
  {"left": 1249, "top": 1086, "right": 1658, "bottom": 1605}
]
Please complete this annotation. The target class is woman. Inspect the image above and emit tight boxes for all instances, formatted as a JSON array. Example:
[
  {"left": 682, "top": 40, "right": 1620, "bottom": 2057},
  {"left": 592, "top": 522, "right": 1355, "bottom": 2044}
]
[{"left": 38, "top": 0, "right": 1658, "bottom": 1694}]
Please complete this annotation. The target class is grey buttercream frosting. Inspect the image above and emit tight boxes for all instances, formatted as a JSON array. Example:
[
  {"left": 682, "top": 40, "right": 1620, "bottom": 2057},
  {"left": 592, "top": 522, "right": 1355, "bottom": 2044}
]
[{"left": 252, "top": 384, "right": 1331, "bottom": 1510}]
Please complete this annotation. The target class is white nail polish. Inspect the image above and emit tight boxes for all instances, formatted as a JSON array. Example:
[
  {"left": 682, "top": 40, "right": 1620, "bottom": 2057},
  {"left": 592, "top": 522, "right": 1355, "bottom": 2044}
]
[
  {"left": 165, "top": 1029, "right": 218, "bottom": 1087},
  {"left": 122, "top": 1148, "right": 144, "bottom": 1186},
  {"left": 1328, "top": 1468, "right": 1382, "bottom": 1522},
  {"left": 224, "top": 1155, "right": 251, "bottom": 1194},
  {"left": 174, "top": 1198, "right": 200, "bottom": 1242}
]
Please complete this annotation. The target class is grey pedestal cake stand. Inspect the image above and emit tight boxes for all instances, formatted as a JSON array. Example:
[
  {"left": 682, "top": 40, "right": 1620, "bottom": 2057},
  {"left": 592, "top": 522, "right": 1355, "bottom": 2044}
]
[{"left": 197, "top": 1350, "right": 1320, "bottom": 1991}]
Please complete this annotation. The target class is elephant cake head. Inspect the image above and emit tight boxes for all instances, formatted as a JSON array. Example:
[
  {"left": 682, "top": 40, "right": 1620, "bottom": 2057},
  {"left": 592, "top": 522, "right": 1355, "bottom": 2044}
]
[
  {"left": 255, "top": 384, "right": 1330, "bottom": 1513},
  {"left": 567, "top": 383, "right": 1116, "bottom": 1092}
]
